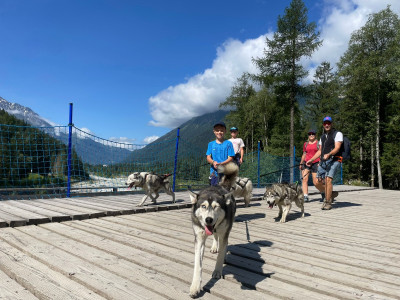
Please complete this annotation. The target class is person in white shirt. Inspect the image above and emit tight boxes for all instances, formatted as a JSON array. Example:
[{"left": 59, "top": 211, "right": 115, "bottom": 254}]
[
  {"left": 306, "top": 116, "right": 343, "bottom": 210},
  {"left": 229, "top": 126, "right": 245, "bottom": 167}
]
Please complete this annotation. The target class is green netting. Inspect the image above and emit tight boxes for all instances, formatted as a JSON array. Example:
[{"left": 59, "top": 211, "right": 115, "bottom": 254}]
[{"left": 0, "top": 123, "right": 342, "bottom": 200}]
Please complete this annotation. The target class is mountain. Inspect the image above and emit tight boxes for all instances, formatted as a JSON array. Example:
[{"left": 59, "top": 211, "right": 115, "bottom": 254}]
[
  {"left": 0, "top": 97, "right": 131, "bottom": 165},
  {"left": 125, "top": 110, "right": 229, "bottom": 162},
  {"left": 0, "top": 96, "right": 230, "bottom": 165},
  {"left": 0, "top": 97, "right": 54, "bottom": 127}
]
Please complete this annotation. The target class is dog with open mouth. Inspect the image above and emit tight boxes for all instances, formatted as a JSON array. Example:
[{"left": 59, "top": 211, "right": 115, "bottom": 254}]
[
  {"left": 188, "top": 185, "right": 236, "bottom": 298},
  {"left": 263, "top": 183, "right": 304, "bottom": 223}
]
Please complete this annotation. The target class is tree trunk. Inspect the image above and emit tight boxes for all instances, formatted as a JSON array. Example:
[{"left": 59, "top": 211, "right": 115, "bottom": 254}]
[
  {"left": 290, "top": 100, "right": 294, "bottom": 183},
  {"left": 371, "top": 139, "right": 374, "bottom": 187},
  {"left": 359, "top": 136, "right": 363, "bottom": 181},
  {"left": 263, "top": 113, "right": 268, "bottom": 149},
  {"left": 376, "top": 98, "right": 383, "bottom": 189}
]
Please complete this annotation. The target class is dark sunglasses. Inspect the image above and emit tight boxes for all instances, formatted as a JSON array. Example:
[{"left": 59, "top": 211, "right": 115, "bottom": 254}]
[
  {"left": 323, "top": 122, "right": 331, "bottom": 125},
  {"left": 308, "top": 133, "right": 315, "bottom": 135}
]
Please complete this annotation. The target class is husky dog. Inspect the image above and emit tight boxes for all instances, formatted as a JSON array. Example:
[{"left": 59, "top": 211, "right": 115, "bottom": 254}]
[
  {"left": 233, "top": 177, "right": 253, "bottom": 207},
  {"left": 189, "top": 185, "right": 236, "bottom": 298},
  {"left": 263, "top": 183, "right": 304, "bottom": 223},
  {"left": 126, "top": 172, "right": 175, "bottom": 206},
  {"left": 217, "top": 162, "right": 239, "bottom": 189}
]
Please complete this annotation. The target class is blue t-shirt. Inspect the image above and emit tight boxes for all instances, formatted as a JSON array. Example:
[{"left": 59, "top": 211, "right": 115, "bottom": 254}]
[{"left": 206, "top": 140, "right": 235, "bottom": 175}]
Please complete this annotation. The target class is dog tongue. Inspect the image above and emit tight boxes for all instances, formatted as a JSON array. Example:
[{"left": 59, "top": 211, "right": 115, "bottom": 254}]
[{"left": 205, "top": 225, "right": 213, "bottom": 235}]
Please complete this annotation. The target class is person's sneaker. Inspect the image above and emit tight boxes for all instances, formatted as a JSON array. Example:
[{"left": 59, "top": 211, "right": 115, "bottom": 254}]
[
  {"left": 304, "top": 195, "right": 309, "bottom": 202},
  {"left": 322, "top": 202, "right": 332, "bottom": 210},
  {"left": 320, "top": 192, "right": 325, "bottom": 202}
]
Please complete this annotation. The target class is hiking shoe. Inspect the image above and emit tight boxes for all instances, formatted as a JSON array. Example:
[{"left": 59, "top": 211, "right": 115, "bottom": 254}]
[
  {"left": 322, "top": 203, "right": 332, "bottom": 210},
  {"left": 304, "top": 196, "right": 309, "bottom": 202},
  {"left": 320, "top": 192, "right": 325, "bottom": 202}
]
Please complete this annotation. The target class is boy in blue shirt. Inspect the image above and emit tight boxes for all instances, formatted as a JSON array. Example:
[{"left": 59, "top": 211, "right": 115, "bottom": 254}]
[{"left": 206, "top": 121, "right": 235, "bottom": 186}]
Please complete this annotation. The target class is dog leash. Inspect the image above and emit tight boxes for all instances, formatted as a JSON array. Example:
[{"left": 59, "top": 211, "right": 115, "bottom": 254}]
[{"left": 259, "top": 163, "right": 302, "bottom": 178}]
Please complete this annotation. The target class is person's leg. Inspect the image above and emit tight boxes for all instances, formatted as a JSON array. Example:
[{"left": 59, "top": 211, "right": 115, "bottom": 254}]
[
  {"left": 322, "top": 161, "right": 341, "bottom": 210},
  {"left": 315, "top": 165, "right": 326, "bottom": 196},
  {"left": 311, "top": 172, "right": 324, "bottom": 201},
  {"left": 302, "top": 169, "right": 310, "bottom": 202}
]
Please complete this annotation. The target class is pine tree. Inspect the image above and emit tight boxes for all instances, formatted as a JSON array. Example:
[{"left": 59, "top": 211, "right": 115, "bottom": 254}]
[{"left": 252, "top": 0, "right": 321, "bottom": 182}]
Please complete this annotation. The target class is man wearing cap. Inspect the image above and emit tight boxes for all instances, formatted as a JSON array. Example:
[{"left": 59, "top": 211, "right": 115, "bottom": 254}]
[
  {"left": 206, "top": 121, "right": 235, "bottom": 186},
  {"left": 229, "top": 126, "right": 245, "bottom": 166},
  {"left": 306, "top": 116, "right": 343, "bottom": 210}
]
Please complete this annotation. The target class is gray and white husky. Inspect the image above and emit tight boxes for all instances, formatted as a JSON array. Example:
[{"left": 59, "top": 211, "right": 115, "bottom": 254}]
[
  {"left": 188, "top": 185, "right": 236, "bottom": 298},
  {"left": 263, "top": 183, "right": 304, "bottom": 223},
  {"left": 233, "top": 177, "right": 253, "bottom": 207},
  {"left": 126, "top": 172, "right": 175, "bottom": 206}
]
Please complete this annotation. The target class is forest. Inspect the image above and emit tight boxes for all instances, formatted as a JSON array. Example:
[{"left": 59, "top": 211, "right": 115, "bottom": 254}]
[
  {"left": 0, "top": 109, "right": 87, "bottom": 188},
  {"left": 220, "top": 1, "right": 400, "bottom": 189}
]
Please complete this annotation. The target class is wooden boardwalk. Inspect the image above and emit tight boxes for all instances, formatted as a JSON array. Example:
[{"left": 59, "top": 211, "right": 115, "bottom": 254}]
[{"left": 0, "top": 186, "right": 399, "bottom": 299}]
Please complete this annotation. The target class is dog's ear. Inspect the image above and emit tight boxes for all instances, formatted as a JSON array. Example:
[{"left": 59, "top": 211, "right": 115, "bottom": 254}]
[
  {"left": 223, "top": 191, "right": 234, "bottom": 205},
  {"left": 188, "top": 186, "right": 198, "bottom": 204}
]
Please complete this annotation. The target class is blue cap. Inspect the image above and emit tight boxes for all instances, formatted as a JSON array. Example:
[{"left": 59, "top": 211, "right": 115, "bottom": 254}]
[
  {"left": 230, "top": 126, "right": 238, "bottom": 131},
  {"left": 213, "top": 121, "right": 226, "bottom": 128},
  {"left": 323, "top": 116, "right": 332, "bottom": 123}
]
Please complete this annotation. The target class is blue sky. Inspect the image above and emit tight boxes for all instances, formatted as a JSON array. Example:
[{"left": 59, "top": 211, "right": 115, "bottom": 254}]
[{"left": 0, "top": 0, "right": 399, "bottom": 144}]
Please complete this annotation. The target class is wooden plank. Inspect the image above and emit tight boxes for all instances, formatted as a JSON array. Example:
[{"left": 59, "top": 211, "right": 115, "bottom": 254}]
[
  {"left": 16, "top": 224, "right": 222, "bottom": 300},
  {"left": 80, "top": 217, "right": 356, "bottom": 299},
  {"left": 4, "top": 200, "right": 71, "bottom": 222},
  {"left": 0, "top": 228, "right": 169, "bottom": 300},
  {"left": 124, "top": 209, "right": 400, "bottom": 299},
  {"left": 65, "top": 219, "right": 331, "bottom": 300},
  {"left": 16, "top": 200, "right": 92, "bottom": 220},
  {"left": 36, "top": 199, "right": 114, "bottom": 217},
  {"left": 54, "top": 198, "right": 136, "bottom": 215},
  {"left": 40, "top": 222, "right": 273, "bottom": 300},
  {"left": 0, "top": 268, "right": 39, "bottom": 300},
  {"left": 0, "top": 202, "right": 50, "bottom": 225},
  {"left": 0, "top": 210, "right": 26, "bottom": 227},
  {"left": 0, "top": 216, "right": 8, "bottom": 227},
  {"left": 0, "top": 238, "right": 106, "bottom": 300}
]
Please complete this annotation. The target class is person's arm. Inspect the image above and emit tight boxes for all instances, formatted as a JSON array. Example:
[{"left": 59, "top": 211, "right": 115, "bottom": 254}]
[
  {"left": 306, "top": 149, "right": 321, "bottom": 166},
  {"left": 239, "top": 147, "right": 244, "bottom": 163},
  {"left": 219, "top": 156, "right": 233, "bottom": 165},
  {"left": 300, "top": 152, "right": 307, "bottom": 169},
  {"left": 207, "top": 154, "right": 218, "bottom": 169},
  {"left": 322, "top": 141, "right": 342, "bottom": 161}
]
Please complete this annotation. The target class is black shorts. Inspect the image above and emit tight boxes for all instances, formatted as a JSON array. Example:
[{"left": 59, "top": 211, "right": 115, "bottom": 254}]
[{"left": 302, "top": 162, "right": 318, "bottom": 173}]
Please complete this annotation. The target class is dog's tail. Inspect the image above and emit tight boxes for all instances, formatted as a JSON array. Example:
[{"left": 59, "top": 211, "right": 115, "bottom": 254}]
[
  {"left": 217, "top": 162, "right": 239, "bottom": 190},
  {"left": 158, "top": 173, "right": 173, "bottom": 180}
]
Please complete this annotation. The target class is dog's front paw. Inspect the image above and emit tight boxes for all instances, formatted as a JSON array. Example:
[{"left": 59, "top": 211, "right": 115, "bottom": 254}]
[
  {"left": 212, "top": 270, "right": 222, "bottom": 279},
  {"left": 210, "top": 246, "right": 218, "bottom": 253},
  {"left": 189, "top": 283, "right": 201, "bottom": 298},
  {"left": 279, "top": 218, "right": 286, "bottom": 223}
]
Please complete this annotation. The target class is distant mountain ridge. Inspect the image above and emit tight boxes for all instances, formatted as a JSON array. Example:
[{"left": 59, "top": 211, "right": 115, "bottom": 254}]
[
  {"left": 0, "top": 97, "right": 54, "bottom": 127},
  {"left": 0, "top": 97, "right": 132, "bottom": 165},
  {"left": 126, "top": 110, "right": 229, "bottom": 163},
  {"left": 0, "top": 96, "right": 230, "bottom": 165}
]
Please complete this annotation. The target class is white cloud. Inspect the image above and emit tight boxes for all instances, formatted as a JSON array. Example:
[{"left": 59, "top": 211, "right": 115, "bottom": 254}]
[
  {"left": 144, "top": 135, "right": 159, "bottom": 144},
  {"left": 148, "top": 34, "right": 270, "bottom": 128},
  {"left": 148, "top": 0, "right": 400, "bottom": 128}
]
